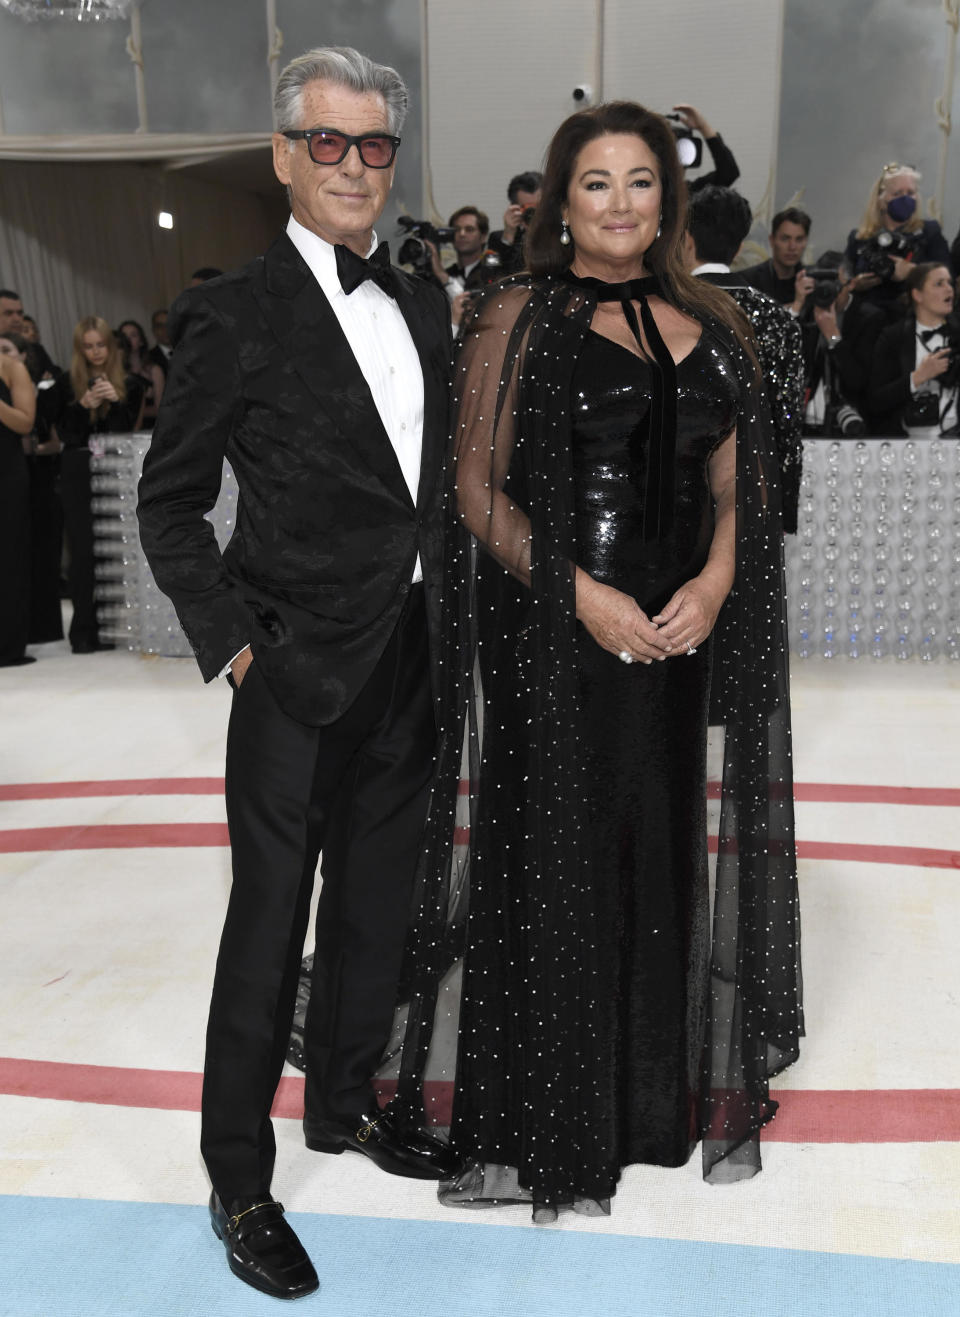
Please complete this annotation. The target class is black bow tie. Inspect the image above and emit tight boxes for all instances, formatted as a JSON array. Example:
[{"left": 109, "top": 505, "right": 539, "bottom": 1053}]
[
  {"left": 335, "top": 241, "right": 397, "bottom": 298},
  {"left": 919, "top": 327, "right": 943, "bottom": 345}
]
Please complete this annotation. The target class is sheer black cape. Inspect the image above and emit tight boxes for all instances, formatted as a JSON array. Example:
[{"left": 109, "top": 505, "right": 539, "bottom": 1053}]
[{"left": 386, "top": 273, "right": 803, "bottom": 1209}]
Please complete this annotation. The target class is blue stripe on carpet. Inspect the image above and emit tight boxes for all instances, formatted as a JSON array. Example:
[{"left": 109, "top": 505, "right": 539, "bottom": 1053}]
[{"left": 0, "top": 1195, "right": 957, "bottom": 1317}]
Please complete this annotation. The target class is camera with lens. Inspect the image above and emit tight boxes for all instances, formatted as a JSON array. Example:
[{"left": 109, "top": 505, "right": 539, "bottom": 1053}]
[
  {"left": 805, "top": 267, "right": 843, "bottom": 309},
  {"left": 860, "top": 226, "right": 924, "bottom": 281},
  {"left": 824, "top": 400, "right": 866, "bottom": 437},
  {"left": 396, "top": 216, "right": 456, "bottom": 277},
  {"left": 664, "top": 113, "right": 703, "bottom": 170}
]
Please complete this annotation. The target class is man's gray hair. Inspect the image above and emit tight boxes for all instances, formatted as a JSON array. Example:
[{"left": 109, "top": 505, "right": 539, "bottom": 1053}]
[{"left": 274, "top": 46, "right": 409, "bottom": 136}]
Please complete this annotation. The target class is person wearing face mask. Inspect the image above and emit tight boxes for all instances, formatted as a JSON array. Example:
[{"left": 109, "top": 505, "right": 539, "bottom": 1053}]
[
  {"left": 867, "top": 263, "right": 959, "bottom": 436},
  {"left": 389, "top": 102, "right": 801, "bottom": 1220},
  {"left": 59, "top": 317, "right": 144, "bottom": 653},
  {"left": 844, "top": 165, "right": 951, "bottom": 321}
]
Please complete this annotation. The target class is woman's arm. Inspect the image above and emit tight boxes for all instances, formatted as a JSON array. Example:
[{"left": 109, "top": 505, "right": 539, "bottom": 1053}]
[
  {"left": 150, "top": 362, "right": 165, "bottom": 409},
  {"left": 0, "top": 359, "right": 37, "bottom": 435},
  {"left": 651, "top": 429, "right": 736, "bottom": 653}
]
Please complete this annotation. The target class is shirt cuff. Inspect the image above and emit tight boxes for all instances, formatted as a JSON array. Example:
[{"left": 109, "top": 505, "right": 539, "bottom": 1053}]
[{"left": 218, "top": 645, "right": 249, "bottom": 679}]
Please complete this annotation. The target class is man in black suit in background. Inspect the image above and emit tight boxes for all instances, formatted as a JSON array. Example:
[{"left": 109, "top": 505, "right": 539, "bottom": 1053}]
[{"left": 138, "top": 45, "right": 455, "bottom": 1301}]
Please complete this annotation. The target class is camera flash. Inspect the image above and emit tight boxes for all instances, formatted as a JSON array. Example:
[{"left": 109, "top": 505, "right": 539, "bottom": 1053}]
[{"left": 158, "top": 211, "right": 174, "bottom": 230}]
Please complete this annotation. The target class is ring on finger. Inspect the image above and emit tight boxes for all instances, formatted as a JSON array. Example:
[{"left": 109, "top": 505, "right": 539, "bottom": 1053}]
[
  {"left": 618, "top": 650, "right": 634, "bottom": 664},
  {"left": 685, "top": 640, "right": 697, "bottom": 656}
]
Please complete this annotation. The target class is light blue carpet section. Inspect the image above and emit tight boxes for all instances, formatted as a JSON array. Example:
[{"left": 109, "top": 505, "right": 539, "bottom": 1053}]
[{"left": 0, "top": 1195, "right": 958, "bottom": 1317}]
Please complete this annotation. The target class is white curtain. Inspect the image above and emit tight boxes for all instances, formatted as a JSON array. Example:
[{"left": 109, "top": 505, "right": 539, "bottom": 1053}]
[{"left": 0, "top": 147, "right": 282, "bottom": 366}]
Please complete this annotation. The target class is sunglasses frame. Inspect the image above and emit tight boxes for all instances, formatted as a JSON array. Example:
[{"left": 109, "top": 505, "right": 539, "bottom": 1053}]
[{"left": 282, "top": 128, "right": 401, "bottom": 169}]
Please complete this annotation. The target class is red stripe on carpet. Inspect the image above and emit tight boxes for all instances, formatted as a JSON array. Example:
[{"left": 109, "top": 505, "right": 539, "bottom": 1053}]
[
  {"left": 3, "top": 777, "right": 959, "bottom": 806},
  {"left": 704, "top": 782, "right": 960, "bottom": 806},
  {"left": 2, "top": 1058, "right": 959, "bottom": 1142},
  {"left": 1, "top": 824, "right": 957, "bottom": 868},
  {"left": 0, "top": 778, "right": 224, "bottom": 801},
  {"left": 0, "top": 823, "right": 229, "bottom": 852}
]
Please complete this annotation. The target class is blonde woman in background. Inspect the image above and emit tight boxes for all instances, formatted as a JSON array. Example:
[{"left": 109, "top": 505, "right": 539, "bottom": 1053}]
[
  {"left": 844, "top": 164, "right": 951, "bottom": 317},
  {"left": 59, "top": 317, "right": 144, "bottom": 653}
]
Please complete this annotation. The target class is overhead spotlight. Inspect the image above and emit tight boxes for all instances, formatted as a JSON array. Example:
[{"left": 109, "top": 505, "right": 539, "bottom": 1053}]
[{"left": 158, "top": 211, "right": 174, "bottom": 230}]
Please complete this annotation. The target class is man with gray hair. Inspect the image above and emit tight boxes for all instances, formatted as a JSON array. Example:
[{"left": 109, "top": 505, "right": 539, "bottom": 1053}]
[{"left": 138, "top": 45, "right": 455, "bottom": 1299}]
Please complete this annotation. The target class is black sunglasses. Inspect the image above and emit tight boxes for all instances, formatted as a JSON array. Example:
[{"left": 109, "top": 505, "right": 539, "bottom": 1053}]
[{"left": 282, "top": 129, "right": 401, "bottom": 169}]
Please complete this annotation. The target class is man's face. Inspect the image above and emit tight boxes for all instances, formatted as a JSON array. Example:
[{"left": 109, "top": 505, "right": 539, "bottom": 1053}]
[
  {"left": 152, "top": 312, "right": 169, "bottom": 346},
  {"left": 453, "top": 214, "right": 486, "bottom": 260},
  {"left": 272, "top": 80, "right": 395, "bottom": 252},
  {"left": 0, "top": 296, "right": 24, "bottom": 335},
  {"left": 769, "top": 221, "right": 807, "bottom": 272}
]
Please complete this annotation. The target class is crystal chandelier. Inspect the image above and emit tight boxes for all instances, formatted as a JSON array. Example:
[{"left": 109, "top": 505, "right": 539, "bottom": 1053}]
[{"left": 0, "top": 0, "right": 139, "bottom": 19}]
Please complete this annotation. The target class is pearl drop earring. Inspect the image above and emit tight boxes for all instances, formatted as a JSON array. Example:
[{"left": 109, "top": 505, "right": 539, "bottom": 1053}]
[{"left": 560, "top": 219, "right": 571, "bottom": 246}]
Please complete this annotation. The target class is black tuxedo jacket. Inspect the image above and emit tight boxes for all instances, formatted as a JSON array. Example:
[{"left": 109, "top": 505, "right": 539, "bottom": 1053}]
[
  {"left": 868, "top": 316, "right": 921, "bottom": 435},
  {"left": 137, "top": 232, "right": 452, "bottom": 726}
]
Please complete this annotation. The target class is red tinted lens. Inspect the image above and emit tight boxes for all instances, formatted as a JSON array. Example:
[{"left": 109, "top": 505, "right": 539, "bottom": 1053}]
[
  {"left": 358, "top": 136, "right": 395, "bottom": 167},
  {"left": 307, "top": 132, "right": 348, "bottom": 163}
]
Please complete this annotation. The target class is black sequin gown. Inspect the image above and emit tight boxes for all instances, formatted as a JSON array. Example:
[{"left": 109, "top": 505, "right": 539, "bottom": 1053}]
[
  {"left": 442, "top": 329, "right": 740, "bottom": 1203},
  {"left": 392, "top": 276, "right": 802, "bottom": 1219},
  {"left": 571, "top": 332, "right": 738, "bottom": 1166}
]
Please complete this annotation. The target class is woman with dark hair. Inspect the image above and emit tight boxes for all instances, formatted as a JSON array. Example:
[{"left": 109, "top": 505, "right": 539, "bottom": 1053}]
[
  {"left": 867, "top": 263, "right": 957, "bottom": 435},
  {"left": 1, "top": 332, "right": 65, "bottom": 644},
  {"left": 0, "top": 331, "right": 37, "bottom": 666},
  {"left": 117, "top": 319, "right": 164, "bottom": 429},
  {"left": 390, "top": 101, "right": 802, "bottom": 1218},
  {"left": 59, "top": 317, "right": 144, "bottom": 652}
]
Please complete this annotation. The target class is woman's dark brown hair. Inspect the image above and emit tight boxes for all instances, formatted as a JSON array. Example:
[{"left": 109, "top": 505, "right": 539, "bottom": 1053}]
[
  {"left": 525, "top": 100, "right": 755, "bottom": 362},
  {"left": 903, "top": 261, "right": 949, "bottom": 298}
]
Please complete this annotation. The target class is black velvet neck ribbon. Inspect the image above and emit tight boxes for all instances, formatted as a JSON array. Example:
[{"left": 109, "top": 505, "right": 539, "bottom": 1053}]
[{"left": 563, "top": 271, "right": 677, "bottom": 541}]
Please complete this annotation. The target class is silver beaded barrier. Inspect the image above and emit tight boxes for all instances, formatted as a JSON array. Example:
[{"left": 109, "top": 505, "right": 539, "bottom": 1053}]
[
  {"left": 90, "top": 434, "right": 237, "bottom": 656},
  {"left": 91, "top": 434, "right": 960, "bottom": 662},
  {"left": 785, "top": 437, "right": 960, "bottom": 662}
]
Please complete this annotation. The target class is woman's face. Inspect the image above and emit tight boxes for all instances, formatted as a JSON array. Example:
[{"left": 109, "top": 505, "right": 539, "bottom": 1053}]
[
  {"left": 0, "top": 336, "right": 25, "bottom": 362},
  {"left": 120, "top": 322, "right": 143, "bottom": 350},
  {"left": 914, "top": 265, "right": 954, "bottom": 321},
  {"left": 81, "top": 330, "right": 109, "bottom": 370},
  {"left": 880, "top": 172, "right": 918, "bottom": 223},
  {"left": 563, "top": 132, "right": 662, "bottom": 274}
]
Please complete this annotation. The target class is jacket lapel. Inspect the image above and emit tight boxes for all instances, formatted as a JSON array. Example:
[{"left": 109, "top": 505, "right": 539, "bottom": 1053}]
[
  {"left": 392, "top": 269, "right": 449, "bottom": 517},
  {"left": 254, "top": 233, "right": 413, "bottom": 510}
]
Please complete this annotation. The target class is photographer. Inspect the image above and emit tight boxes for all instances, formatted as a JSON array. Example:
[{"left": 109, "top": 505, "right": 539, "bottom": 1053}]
[
  {"left": 739, "top": 207, "right": 814, "bottom": 313},
  {"left": 867, "top": 263, "right": 958, "bottom": 436},
  {"left": 486, "top": 170, "right": 542, "bottom": 276},
  {"left": 683, "top": 185, "right": 804, "bottom": 530},
  {"left": 671, "top": 103, "right": 740, "bottom": 194},
  {"left": 797, "top": 257, "right": 872, "bottom": 437},
  {"left": 845, "top": 164, "right": 951, "bottom": 322}
]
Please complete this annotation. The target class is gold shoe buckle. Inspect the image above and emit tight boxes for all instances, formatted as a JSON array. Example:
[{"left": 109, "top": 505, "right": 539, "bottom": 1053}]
[
  {"left": 356, "top": 1121, "right": 376, "bottom": 1143},
  {"left": 226, "top": 1200, "right": 283, "bottom": 1235}
]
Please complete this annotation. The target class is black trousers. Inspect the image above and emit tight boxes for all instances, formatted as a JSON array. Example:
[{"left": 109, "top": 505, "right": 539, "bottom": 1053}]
[
  {"left": 200, "top": 586, "right": 435, "bottom": 1200},
  {"left": 60, "top": 448, "right": 99, "bottom": 649},
  {"left": 0, "top": 436, "right": 30, "bottom": 664}
]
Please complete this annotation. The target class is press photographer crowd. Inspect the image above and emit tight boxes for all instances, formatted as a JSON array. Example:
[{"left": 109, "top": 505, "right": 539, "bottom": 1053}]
[{"left": 2, "top": 101, "right": 958, "bottom": 668}]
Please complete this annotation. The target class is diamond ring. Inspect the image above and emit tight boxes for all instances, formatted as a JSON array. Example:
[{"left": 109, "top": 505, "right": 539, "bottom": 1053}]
[
  {"left": 618, "top": 650, "right": 633, "bottom": 664},
  {"left": 685, "top": 641, "right": 697, "bottom": 656}
]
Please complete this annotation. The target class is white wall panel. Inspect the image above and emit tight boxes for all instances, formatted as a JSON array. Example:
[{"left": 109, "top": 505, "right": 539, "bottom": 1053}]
[
  {"left": 424, "top": 0, "right": 597, "bottom": 222},
  {"left": 601, "top": 0, "right": 784, "bottom": 218},
  {"left": 425, "top": 0, "right": 784, "bottom": 229}
]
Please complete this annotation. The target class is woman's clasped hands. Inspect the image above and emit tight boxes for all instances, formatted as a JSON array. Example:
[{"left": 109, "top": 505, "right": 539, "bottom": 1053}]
[{"left": 577, "top": 573, "right": 724, "bottom": 664}]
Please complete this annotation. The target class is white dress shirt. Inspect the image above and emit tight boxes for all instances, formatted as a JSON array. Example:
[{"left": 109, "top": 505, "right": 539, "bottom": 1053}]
[{"left": 220, "top": 216, "right": 426, "bottom": 677}]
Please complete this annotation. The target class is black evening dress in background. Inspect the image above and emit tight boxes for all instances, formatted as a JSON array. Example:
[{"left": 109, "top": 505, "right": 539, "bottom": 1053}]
[
  {"left": 0, "top": 377, "right": 32, "bottom": 665},
  {"left": 388, "top": 276, "right": 802, "bottom": 1220}
]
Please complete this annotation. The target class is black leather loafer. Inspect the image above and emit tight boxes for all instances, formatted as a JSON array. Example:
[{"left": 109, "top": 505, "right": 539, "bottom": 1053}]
[
  {"left": 209, "top": 1191, "right": 319, "bottom": 1300},
  {"left": 304, "top": 1105, "right": 460, "bottom": 1180}
]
